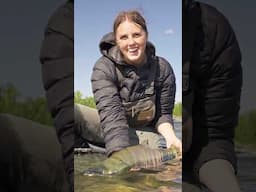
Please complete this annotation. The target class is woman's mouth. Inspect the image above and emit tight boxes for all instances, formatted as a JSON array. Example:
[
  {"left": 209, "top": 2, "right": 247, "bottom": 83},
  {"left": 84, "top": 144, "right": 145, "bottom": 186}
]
[{"left": 128, "top": 47, "right": 139, "bottom": 54}]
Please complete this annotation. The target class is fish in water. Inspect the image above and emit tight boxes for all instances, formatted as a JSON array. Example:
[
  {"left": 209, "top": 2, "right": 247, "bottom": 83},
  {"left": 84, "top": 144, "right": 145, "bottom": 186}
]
[{"left": 83, "top": 144, "right": 179, "bottom": 176}]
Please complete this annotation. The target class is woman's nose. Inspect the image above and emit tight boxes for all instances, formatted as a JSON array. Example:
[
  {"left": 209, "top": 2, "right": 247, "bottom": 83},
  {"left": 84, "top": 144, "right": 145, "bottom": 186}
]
[{"left": 128, "top": 37, "right": 136, "bottom": 45}]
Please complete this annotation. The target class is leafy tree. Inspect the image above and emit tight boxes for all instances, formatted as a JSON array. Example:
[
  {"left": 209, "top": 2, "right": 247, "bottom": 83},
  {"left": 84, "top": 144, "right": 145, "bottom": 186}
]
[
  {"left": 173, "top": 102, "right": 182, "bottom": 117},
  {"left": 0, "top": 83, "right": 53, "bottom": 126},
  {"left": 74, "top": 91, "right": 96, "bottom": 108},
  {"left": 235, "top": 110, "right": 256, "bottom": 146}
]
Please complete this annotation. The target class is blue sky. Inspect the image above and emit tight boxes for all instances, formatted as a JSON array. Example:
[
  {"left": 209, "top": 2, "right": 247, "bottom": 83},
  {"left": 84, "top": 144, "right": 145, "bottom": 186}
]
[{"left": 75, "top": 0, "right": 182, "bottom": 103}]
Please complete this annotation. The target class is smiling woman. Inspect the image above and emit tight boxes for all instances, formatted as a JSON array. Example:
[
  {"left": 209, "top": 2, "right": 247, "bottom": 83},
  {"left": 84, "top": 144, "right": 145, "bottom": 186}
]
[
  {"left": 115, "top": 20, "right": 147, "bottom": 65},
  {"left": 114, "top": 11, "right": 148, "bottom": 66},
  {"left": 74, "top": 10, "right": 181, "bottom": 157},
  {"left": 74, "top": 0, "right": 182, "bottom": 102},
  {"left": 75, "top": 2, "right": 181, "bottom": 191}
]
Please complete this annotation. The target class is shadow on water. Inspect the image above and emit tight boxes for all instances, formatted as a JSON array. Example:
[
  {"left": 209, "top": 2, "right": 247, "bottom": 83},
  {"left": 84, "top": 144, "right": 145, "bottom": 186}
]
[{"left": 74, "top": 120, "right": 182, "bottom": 192}]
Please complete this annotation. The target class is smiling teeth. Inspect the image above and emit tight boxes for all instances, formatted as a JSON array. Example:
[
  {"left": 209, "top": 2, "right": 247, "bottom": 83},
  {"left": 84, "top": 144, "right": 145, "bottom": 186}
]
[{"left": 129, "top": 48, "right": 138, "bottom": 52}]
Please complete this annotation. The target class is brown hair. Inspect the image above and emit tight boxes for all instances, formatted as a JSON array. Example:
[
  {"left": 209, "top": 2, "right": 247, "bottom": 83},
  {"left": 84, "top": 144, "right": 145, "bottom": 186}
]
[{"left": 113, "top": 10, "right": 148, "bottom": 36}]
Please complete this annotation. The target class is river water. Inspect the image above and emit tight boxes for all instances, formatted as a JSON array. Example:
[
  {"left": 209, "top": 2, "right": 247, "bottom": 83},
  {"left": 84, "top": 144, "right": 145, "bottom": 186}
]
[
  {"left": 74, "top": 120, "right": 182, "bottom": 192},
  {"left": 237, "top": 150, "right": 256, "bottom": 192},
  {"left": 75, "top": 121, "right": 256, "bottom": 192}
]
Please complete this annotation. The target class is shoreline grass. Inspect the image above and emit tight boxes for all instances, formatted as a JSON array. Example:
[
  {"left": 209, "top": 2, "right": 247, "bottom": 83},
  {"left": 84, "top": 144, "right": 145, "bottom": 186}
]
[{"left": 235, "top": 110, "right": 256, "bottom": 149}]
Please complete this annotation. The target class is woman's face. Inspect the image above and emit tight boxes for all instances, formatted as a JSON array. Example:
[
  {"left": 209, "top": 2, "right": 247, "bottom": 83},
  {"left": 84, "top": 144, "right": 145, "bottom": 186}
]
[{"left": 115, "top": 20, "right": 147, "bottom": 65}]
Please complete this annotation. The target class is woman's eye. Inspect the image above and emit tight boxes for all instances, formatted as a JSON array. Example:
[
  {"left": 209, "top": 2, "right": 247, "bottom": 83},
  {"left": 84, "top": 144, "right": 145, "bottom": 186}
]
[
  {"left": 134, "top": 33, "right": 141, "bottom": 38},
  {"left": 120, "top": 35, "right": 127, "bottom": 40}
]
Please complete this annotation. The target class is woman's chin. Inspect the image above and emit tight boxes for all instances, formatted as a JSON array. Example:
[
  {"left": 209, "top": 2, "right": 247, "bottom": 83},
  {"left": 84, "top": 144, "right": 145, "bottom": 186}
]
[{"left": 125, "top": 56, "right": 144, "bottom": 65}]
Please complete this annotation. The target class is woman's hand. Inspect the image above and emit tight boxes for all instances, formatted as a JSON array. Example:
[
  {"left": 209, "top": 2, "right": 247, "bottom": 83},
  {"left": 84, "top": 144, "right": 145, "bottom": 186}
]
[
  {"left": 157, "top": 122, "right": 182, "bottom": 154},
  {"left": 166, "top": 134, "right": 182, "bottom": 151}
]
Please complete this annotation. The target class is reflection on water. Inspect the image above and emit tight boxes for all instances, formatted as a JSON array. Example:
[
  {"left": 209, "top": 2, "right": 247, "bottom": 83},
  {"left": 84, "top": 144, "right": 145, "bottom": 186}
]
[{"left": 75, "top": 121, "right": 182, "bottom": 192}]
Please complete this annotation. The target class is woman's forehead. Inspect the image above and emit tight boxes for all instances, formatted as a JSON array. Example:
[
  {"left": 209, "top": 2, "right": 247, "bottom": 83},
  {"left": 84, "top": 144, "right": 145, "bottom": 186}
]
[{"left": 116, "top": 21, "right": 144, "bottom": 32}]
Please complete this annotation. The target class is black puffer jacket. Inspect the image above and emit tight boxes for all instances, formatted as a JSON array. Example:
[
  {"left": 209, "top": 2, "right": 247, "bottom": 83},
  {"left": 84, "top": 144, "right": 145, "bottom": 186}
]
[
  {"left": 183, "top": 1, "right": 242, "bottom": 178},
  {"left": 40, "top": 1, "right": 74, "bottom": 191},
  {"left": 91, "top": 32, "right": 176, "bottom": 156},
  {"left": 192, "top": 2, "right": 242, "bottom": 139}
]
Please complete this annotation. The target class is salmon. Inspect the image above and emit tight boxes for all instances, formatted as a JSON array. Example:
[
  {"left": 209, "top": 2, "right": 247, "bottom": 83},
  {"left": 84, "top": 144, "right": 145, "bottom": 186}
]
[{"left": 83, "top": 144, "right": 179, "bottom": 176}]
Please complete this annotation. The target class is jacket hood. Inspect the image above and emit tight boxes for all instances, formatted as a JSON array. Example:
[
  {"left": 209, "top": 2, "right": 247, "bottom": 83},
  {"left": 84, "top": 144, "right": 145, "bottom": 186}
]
[{"left": 99, "top": 32, "right": 156, "bottom": 65}]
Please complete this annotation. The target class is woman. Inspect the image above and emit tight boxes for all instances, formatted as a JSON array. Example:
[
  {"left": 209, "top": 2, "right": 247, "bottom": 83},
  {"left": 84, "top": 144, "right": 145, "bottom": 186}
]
[{"left": 75, "top": 10, "right": 181, "bottom": 156}]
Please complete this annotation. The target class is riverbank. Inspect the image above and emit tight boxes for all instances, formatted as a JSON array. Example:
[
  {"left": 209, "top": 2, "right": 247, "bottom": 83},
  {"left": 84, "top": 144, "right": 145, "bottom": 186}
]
[
  {"left": 173, "top": 115, "right": 181, "bottom": 122},
  {"left": 235, "top": 110, "right": 256, "bottom": 151},
  {"left": 235, "top": 142, "right": 256, "bottom": 154}
]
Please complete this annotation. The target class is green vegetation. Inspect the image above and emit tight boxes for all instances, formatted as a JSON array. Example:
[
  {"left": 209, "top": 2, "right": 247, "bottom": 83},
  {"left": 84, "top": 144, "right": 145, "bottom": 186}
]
[
  {"left": 75, "top": 91, "right": 182, "bottom": 117},
  {"left": 235, "top": 110, "right": 256, "bottom": 147},
  {"left": 75, "top": 91, "right": 96, "bottom": 108},
  {"left": 0, "top": 83, "right": 53, "bottom": 125},
  {"left": 173, "top": 102, "right": 182, "bottom": 117}
]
